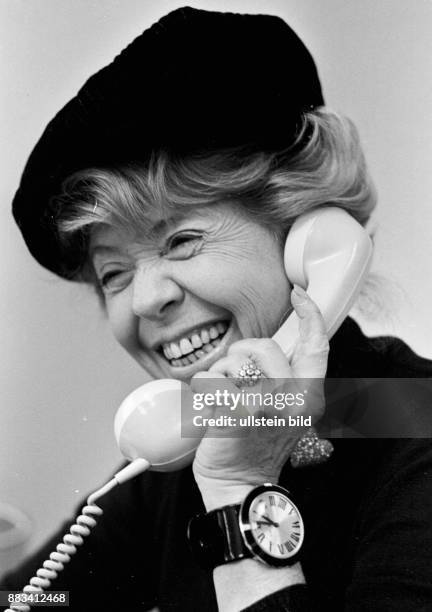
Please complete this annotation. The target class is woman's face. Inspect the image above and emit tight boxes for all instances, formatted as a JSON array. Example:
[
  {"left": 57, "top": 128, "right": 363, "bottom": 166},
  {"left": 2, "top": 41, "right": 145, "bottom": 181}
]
[{"left": 90, "top": 203, "right": 292, "bottom": 382}]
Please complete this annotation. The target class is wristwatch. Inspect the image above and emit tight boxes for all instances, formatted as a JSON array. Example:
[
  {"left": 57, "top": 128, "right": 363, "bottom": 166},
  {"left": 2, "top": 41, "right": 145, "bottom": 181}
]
[{"left": 187, "top": 483, "right": 304, "bottom": 570}]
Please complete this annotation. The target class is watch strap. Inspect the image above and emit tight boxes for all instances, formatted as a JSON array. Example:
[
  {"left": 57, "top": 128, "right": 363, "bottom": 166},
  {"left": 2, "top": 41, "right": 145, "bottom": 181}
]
[{"left": 187, "top": 504, "right": 252, "bottom": 570}]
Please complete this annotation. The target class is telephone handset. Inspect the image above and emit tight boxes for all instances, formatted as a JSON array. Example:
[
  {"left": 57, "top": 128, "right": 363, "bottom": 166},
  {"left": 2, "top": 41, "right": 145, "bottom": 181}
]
[
  {"left": 114, "top": 207, "right": 373, "bottom": 472},
  {"left": 7, "top": 207, "right": 372, "bottom": 610}
]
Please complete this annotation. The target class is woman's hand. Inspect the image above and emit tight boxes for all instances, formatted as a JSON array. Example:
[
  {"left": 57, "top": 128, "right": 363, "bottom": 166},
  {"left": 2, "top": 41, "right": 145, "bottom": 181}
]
[{"left": 191, "top": 285, "right": 330, "bottom": 511}]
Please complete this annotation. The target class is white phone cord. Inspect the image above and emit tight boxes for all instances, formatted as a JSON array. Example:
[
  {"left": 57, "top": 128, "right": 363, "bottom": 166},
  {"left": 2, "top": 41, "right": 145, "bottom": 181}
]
[{"left": 5, "top": 458, "right": 149, "bottom": 612}]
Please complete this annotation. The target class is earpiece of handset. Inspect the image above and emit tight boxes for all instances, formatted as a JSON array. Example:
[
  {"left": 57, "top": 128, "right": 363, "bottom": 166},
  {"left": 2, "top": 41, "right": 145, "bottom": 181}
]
[
  {"left": 114, "top": 379, "right": 202, "bottom": 472},
  {"left": 272, "top": 207, "right": 373, "bottom": 358}
]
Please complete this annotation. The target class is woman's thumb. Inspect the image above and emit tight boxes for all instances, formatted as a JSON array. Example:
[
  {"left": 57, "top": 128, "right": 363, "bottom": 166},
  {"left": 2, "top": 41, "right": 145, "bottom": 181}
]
[{"left": 290, "top": 284, "right": 329, "bottom": 378}]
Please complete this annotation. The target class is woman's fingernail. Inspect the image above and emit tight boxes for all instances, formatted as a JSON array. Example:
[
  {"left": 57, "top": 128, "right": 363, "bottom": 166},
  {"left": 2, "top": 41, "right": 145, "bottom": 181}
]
[
  {"left": 291, "top": 284, "right": 309, "bottom": 306},
  {"left": 292, "top": 284, "right": 308, "bottom": 298}
]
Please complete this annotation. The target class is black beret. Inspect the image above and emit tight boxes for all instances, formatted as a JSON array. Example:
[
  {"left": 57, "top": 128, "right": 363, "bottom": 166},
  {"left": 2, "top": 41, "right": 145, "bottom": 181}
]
[{"left": 12, "top": 6, "right": 324, "bottom": 278}]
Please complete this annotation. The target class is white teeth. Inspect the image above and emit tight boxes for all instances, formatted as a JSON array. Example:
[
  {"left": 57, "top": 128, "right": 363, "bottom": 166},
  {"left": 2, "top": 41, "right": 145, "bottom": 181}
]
[
  {"left": 180, "top": 338, "right": 194, "bottom": 354},
  {"left": 209, "top": 326, "right": 218, "bottom": 339},
  {"left": 191, "top": 334, "right": 203, "bottom": 349},
  {"left": 170, "top": 342, "right": 182, "bottom": 359},
  {"left": 162, "top": 321, "right": 230, "bottom": 365},
  {"left": 217, "top": 322, "right": 227, "bottom": 334}
]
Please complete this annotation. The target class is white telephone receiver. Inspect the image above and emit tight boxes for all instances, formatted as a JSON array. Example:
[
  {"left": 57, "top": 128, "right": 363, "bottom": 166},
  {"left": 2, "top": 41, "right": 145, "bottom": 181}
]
[{"left": 114, "top": 207, "right": 373, "bottom": 473}]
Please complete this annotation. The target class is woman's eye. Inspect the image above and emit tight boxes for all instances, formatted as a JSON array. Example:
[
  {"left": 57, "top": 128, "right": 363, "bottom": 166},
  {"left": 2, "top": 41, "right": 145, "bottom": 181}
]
[
  {"left": 100, "top": 271, "right": 118, "bottom": 286},
  {"left": 164, "top": 232, "right": 203, "bottom": 258},
  {"left": 98, "top": 270, "right": 129, "bottom": 292}
]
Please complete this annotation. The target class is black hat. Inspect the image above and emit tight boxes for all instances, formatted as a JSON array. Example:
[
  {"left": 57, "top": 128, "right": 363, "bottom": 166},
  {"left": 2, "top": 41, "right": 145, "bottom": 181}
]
[{"left": 12, "top": 6, "right": 324, "bottom": 278}]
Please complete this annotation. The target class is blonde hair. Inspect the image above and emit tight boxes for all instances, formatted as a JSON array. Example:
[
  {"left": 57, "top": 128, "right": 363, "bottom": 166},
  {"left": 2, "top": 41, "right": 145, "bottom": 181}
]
[{"left": 51, "top": 108, "right": 377, "bottom": 280}]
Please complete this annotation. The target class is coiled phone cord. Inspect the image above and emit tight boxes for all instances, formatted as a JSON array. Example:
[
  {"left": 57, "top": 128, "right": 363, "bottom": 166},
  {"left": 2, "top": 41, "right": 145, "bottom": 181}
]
[{"left": 5, "top": 458, "right": 150, "bottom": 612}]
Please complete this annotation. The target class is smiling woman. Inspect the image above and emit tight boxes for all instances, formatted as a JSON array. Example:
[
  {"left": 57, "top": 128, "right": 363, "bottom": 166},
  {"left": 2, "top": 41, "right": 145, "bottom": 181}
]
[
  {"left": 3, "top": 5, "right": 432, "bottom": 612},
  {"left": 47, "top": 111, "right": 374, "bottom": 383},
  {"left": 85, "top": 202, "right": 291, "bottom": 381}
]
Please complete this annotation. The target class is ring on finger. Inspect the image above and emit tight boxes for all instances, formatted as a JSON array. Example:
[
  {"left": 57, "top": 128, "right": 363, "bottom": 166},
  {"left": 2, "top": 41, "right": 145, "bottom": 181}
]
[{"left": 234, "top": 358, "right": 264, "bottom": 388}]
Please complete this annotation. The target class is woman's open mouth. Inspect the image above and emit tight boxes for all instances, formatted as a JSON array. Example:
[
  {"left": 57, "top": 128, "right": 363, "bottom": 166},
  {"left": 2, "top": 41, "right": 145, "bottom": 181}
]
[{"left": 160, "top": 320, "right": 230, "bottom": 368}]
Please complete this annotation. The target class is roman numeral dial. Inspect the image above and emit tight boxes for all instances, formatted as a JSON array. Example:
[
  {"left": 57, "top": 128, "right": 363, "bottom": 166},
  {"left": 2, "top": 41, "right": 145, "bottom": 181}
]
[{"left": 244, "top": 487, "right": 304, "bottom": 561}]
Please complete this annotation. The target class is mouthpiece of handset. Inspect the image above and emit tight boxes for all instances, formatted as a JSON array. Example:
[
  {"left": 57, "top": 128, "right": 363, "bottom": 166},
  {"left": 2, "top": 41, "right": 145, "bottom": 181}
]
[{"left": 114, "top": 379, "right": 201, "bottom": 472}]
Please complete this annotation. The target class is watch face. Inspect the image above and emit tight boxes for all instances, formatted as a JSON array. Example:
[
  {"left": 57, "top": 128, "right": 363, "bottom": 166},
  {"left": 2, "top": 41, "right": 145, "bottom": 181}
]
[{"left": 239, "top": 484, "right": 304, "bottom": 566}]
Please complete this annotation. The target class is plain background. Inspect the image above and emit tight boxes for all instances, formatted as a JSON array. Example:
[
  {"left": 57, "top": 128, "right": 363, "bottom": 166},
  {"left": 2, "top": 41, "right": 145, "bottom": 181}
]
[{"left": 1, "top": 0, "right": 431, "bottom": 574}]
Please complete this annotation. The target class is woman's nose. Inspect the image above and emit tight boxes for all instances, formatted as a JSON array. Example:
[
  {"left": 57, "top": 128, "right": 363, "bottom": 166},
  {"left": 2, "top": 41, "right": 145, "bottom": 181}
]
[{"left": 131, "top": 264, "right": 184, "bottom": 320}]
